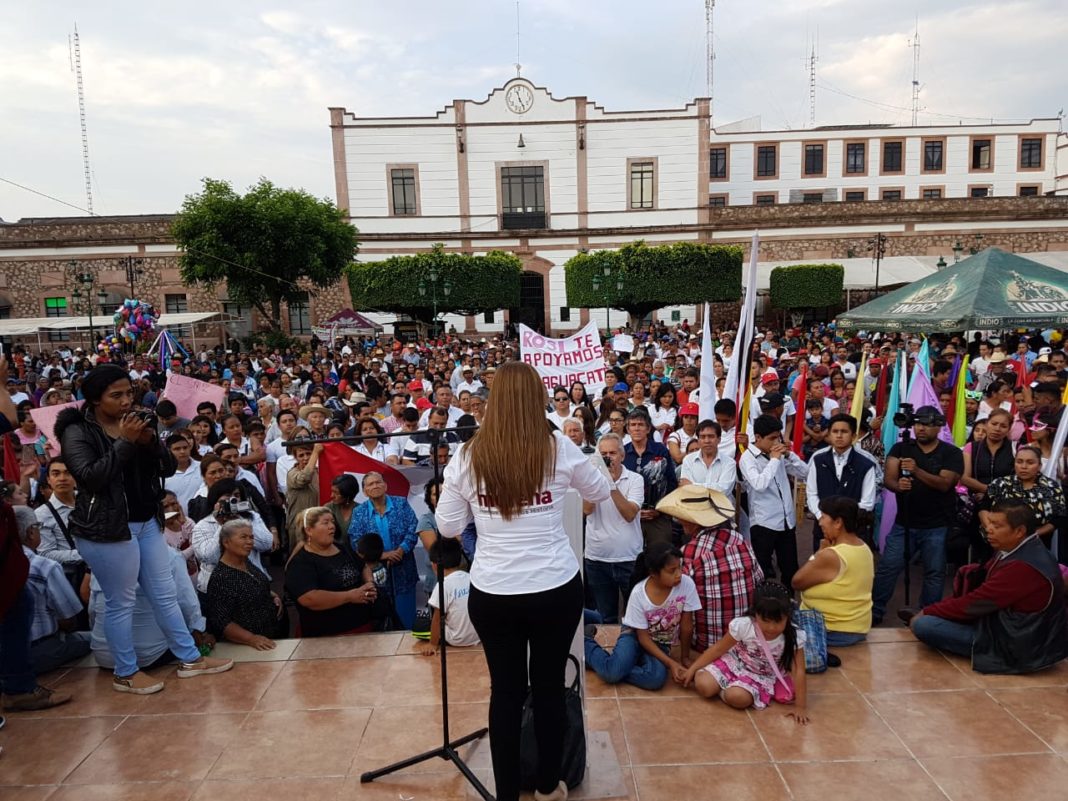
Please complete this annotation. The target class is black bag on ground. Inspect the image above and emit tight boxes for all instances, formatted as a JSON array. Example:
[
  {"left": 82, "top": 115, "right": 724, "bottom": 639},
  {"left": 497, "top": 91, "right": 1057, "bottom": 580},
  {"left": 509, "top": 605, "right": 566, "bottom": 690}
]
[{"left": 519, "top": 653, "right": 586, "bottom": 792}]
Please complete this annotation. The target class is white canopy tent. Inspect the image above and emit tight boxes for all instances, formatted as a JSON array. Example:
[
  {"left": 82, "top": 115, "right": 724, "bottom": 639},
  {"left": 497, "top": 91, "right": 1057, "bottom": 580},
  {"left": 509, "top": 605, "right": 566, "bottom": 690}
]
[{"left": 0, "top": 311, "right": 238, "bottom": 351}]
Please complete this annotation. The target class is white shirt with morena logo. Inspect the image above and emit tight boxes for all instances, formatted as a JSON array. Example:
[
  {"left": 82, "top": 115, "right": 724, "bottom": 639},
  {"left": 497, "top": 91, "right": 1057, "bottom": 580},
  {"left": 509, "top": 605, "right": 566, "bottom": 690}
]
[{"left": 436, "top": 431, "right": 612, "bottom": 595}]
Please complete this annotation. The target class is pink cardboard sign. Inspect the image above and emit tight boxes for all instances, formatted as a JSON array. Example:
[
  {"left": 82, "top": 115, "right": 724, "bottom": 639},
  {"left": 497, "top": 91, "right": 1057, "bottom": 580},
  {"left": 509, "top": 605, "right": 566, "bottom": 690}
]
[
  {"left": 30, "top": 400, "right": 84, "bottom": 455},
  {"left": 162, "top": 373, "right": 226, "bottom": 421}
]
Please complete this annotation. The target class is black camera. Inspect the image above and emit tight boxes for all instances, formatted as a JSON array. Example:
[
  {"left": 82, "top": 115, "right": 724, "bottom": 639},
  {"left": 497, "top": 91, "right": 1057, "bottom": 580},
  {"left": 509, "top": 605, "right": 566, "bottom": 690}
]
[
  {"left": 602, "top": 455, "right": 613, "bottom": 468},
  {"left": 892, "top": 402, "right": 915, "bottom": 429},
  {"left": 217, "top": 498, "right": 252, "bottom": 518},
  {"left": 133, "top": 410, "right": 158, "bottom": 429}
]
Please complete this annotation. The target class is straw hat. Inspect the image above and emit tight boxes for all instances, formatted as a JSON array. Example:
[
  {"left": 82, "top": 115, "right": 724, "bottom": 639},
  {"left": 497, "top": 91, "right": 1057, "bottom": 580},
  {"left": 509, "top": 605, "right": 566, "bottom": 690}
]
[
  {"left": 655, "top": 485, "right": 734, "bottom": 528},
  {"left": 298, "top": 403, "right": 331, "bottom": 421}
]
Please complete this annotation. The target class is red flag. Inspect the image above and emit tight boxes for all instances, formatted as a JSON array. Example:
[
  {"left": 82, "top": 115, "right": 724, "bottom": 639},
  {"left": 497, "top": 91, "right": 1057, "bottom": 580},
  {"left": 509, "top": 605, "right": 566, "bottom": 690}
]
[
  {"left": 316, "top": 442, "right": 411, "bottom": 505},
  {"left": 791, "top": 363, "right": 808, "bottom": 456},
  {"left": 874, "top": 357, "right": 890, "bottom": 419},
  {"left": 3, "top": 434, "right": 20, "bottom": 484}
]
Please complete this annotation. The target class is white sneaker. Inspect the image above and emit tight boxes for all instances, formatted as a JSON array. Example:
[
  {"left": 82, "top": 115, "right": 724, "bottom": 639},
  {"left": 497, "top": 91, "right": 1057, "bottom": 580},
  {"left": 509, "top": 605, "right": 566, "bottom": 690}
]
[{"left": 176, "top": 656, "right": 234, "bottom": 678}]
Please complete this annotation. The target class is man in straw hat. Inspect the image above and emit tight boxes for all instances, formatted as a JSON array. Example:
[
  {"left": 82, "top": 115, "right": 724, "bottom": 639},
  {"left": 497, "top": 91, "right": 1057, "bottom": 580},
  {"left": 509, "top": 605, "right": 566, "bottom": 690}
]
[{"left": 657, "top": 485, "right": 763, "bottom": 651}]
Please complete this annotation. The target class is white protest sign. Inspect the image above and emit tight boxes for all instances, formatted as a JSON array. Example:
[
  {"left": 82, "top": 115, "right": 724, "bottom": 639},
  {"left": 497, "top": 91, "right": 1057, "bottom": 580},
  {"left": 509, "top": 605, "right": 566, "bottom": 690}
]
[
  {"left": 519, "top": 321, "right": 608, "bottom": 399},
  {"left": 162, "top": 373, "right": 226, "bottom": 420},
  {"left": 611, "top": 334, "right": 635, "bottom": 355}
]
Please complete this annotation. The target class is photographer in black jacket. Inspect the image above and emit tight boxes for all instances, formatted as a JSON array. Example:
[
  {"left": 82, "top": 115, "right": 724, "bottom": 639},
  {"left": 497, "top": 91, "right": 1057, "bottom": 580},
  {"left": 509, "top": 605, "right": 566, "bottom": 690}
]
[{"left": 55, "top": 364, "right": 233, "bottom": 695}]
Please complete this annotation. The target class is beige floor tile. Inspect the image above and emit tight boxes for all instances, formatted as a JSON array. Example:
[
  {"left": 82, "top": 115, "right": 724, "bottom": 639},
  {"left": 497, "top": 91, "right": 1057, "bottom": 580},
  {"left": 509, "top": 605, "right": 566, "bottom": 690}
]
[
  {"left": 585, "top": 699, "right": 628, "bottom": 768},
  {"left": 0, "top": 788, "right": 59, "bottom": 801},
  {"left": 126, "top": 662, "right": 283, "bottom": 715},
  {"left": 751, "top": 692, "right": 907, "bottom": 761},
  {"left": 870, "top": 689, "right": 1051, "bottom": 758},
  {"left": 211, "top": 638, "right": 299, "bottom": 663},
  {"left": 989, "top": 688, "right": 1068, "bottom": 753},
  {"left": 779, "top": 759, "right": 944, "bottom": 801},
  {"left": 632, "top": 764, "right": 789, "bottom": 801},
  {"left": 0, "top": 716, "right": 121, "bottom": 785},
  {"left": 211, "top": 708, "right": 372, "bottom": 780},
  {"left": 377, "top": 652, "right": 491, "bottom": 706},
  {"left": 193, "top": 776, "right": 347, "bottom": 800},
  {"left": 619, "top": 696, "right": 766, "bottom": 765},
  {"left": 13, "top": 667, "right": 166, "bottom": 719},
  {"left": 292, "top": 633, "right": 404, "bottom": 660},
  {"left": 921, "top": 753, "right": 1068, "bottom": 801},
  {"left": 255, "top": 657, "right": 388, "bottom": 711},
  {"left": 48, "top": 781, "right": 197, "bottom": 801},
  {"left": 353, "top": 703, "right": 489, "bottom": 775},
  {"left": 65, "top": 713, "right": 246, "bottom": 784},
  {"left": 863, "top": 628, "right": 918, "bottom": 643},
  {"left": 338, "top": 771, "right": 491, "bottom": 800},
  {"left": 842, "top": 642, "right": 980, "bottom": 693}
]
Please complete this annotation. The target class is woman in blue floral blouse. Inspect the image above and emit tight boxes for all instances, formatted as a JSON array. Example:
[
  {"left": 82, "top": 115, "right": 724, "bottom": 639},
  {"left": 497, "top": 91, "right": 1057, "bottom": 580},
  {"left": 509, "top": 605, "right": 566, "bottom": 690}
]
[{"left": 348, "top": 471, "right": 420, "bottom": 628}]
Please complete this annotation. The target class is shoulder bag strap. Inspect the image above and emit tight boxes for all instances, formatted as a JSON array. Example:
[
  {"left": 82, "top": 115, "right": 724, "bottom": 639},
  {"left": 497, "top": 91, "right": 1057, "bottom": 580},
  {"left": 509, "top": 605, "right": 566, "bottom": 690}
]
[
  {"left": 751, "top": 617, "right": 789, "bottom": 688},
  {"left": 45, "top": 501, "right": 76, "bottom": 550}
]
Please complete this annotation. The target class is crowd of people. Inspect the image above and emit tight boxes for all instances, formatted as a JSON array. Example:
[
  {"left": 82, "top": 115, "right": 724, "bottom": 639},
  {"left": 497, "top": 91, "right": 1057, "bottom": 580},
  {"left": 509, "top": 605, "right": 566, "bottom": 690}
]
[{"left": 2, "top": 321, "right": 1068, "bottom": 798}]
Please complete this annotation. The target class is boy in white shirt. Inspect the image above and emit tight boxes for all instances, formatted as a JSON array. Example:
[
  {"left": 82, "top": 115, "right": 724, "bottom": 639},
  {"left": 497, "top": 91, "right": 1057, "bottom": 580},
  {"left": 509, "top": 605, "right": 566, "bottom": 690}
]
[{"left": 418, "top": 537, "right": 479, "bottom": 654}]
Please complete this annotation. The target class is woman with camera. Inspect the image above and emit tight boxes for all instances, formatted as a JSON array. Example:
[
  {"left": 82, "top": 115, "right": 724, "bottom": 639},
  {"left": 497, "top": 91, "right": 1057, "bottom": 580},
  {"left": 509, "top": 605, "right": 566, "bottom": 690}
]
[
  {"left": 55, "top": 364, "right": 233, "bottom": 695},
  {"left": 436, "top": 362, "right": 613, "bottom": 801},
  {"left": 191, "top": 478, "right": 275, "bottom": 595}
]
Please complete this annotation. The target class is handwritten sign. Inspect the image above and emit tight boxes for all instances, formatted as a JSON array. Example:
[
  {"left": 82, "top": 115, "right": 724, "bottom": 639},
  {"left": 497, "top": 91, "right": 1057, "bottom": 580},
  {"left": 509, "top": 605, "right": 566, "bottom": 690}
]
[
  {"left": 611, "top": 334, "right": 635, "bottom": 355},
  {"left": 30, "top": 400, "right": 84, "bottom": 455},
  {"left": 519, "top": 321, "right": 607, "bottom": 399},
  {"left": 162, "top": 373, "right": 226, "bottom": 421}
]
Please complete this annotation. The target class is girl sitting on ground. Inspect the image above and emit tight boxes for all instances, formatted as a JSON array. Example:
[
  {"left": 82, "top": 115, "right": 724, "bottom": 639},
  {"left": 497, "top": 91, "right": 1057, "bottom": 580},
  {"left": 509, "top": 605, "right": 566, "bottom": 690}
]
[
  {"left": 584, "top": 541, "right": 700, "bottom": 691},
  {"left": 682, "top": 580, "right": 809, "bottom": 724}
]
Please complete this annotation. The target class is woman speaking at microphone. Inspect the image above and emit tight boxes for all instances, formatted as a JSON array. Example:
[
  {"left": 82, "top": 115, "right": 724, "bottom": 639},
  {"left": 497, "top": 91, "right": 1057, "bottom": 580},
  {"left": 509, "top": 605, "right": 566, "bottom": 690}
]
[{"left": 436, "top": 361, "right": 613, "bottom": 801}]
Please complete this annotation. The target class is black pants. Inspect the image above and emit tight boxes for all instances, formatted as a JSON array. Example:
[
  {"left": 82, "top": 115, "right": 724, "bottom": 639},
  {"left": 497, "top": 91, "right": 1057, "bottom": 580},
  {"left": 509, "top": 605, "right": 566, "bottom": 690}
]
[
  {"left": 468, "top": 573, "right": 583, "bottom": 801},
  {"left": 750, "top": 525, "right": 799, "bottom": 590}
]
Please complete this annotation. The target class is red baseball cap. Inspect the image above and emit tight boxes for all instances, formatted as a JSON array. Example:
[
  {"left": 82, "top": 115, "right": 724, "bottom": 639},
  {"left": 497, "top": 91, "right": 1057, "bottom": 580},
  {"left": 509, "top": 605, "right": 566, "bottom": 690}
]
[
  {"left": 680, "top": 402, "right": 700, "bottom": 417},
  {"left": 407, "top": 380, "right": 424, "bottom": 392},
  {"left": 415, "top": 397, "right": 433, "bottom": 411},
  {"left": 760, "top": 373, "right": 780, "bottom": 385}
]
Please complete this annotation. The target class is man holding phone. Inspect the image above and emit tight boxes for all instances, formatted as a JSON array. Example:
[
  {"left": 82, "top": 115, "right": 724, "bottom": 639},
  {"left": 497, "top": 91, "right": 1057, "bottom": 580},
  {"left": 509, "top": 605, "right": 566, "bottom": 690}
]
[{"left": 582, "top": 433, "right": 644, "bottom": 623}]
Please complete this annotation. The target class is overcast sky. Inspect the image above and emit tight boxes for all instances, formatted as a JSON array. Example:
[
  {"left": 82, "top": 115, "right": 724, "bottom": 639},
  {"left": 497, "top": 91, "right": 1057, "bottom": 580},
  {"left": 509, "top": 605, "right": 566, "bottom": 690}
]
[{"left": 1, "top": 0, "right": 1064, "bottom": 220}]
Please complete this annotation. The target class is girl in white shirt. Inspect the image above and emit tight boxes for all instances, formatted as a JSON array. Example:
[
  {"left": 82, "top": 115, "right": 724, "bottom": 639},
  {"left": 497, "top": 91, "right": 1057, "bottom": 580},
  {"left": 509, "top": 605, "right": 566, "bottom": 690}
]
[{"left": 436, "top": 362, "right": 611, "bottom": 801}]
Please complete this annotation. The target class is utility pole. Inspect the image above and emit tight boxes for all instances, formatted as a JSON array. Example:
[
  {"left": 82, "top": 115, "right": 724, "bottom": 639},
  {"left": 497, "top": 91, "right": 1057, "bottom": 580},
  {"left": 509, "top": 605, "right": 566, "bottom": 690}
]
[
  {"left": 69, "top": 24, "right": 94, "bottom": 215},
  {"left": 909, "top": 21, "right": 921, "bottom": 126},
  {"left": 807, "top": 28, "right": 819, "bottom": 128},
  {"left": 868, "top": 233, "right": 888, "bottom": 293},
  {"left": 119, "top": 256, "right": 144, "bottom": 298}
]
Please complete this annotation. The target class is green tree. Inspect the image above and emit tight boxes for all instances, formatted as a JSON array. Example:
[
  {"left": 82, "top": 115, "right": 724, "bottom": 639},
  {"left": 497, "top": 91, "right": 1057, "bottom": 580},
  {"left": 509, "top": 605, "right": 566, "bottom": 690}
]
[
  {"left": 348, "top": 245, "right": 522, "bottom": 324},
  {"left": 565, "top": 241, "right": 743, "bottom": 322},
  {"left": 172, "top": 178, "right": 358, "bottom": 331},
  {"left": 769, "top": 263, "right": 845, "bottom": 327}
]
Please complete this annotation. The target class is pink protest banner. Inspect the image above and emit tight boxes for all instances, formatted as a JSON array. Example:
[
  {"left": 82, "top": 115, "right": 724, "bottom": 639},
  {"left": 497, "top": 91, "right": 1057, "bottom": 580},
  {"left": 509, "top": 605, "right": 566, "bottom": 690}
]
[
  {"left": 30, "top": 400, "right": 84, "bottom": 455},
  {"left": 162, "top": 373, "right": 226, "bottom": 421}
]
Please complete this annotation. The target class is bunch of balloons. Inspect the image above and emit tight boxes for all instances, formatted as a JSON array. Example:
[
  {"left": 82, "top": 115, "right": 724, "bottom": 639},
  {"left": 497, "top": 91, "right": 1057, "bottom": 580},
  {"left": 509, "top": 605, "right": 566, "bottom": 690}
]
[
  {"left": 114, "top": 298, "right": 158, "bottom": 344},
  {"left": 98, "top": 334, "right": 124, "bottom": 356}
]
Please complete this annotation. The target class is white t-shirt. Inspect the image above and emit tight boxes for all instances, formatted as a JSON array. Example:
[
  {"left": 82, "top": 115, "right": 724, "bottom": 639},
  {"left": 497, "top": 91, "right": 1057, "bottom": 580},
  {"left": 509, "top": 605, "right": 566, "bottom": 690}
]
[
  {"left": 586, "top": 468, "right": 644, "bottom": 563},
  {"left": 436, "top": 431, "right": 612, "bottom": 595},
  {"left": 622, "top": 575, "right": 702, "bottom": 647},
  {"left": 649, "top": 406, "right": 677, "bottom": 430},
  {"left": 727, "top": 615, "right": 807, "bottom": 664},
  {"left": 428, "top": 570, "right": 480, "bottom": 647},
  {"left": 165, "top": 463, "right": 203, "bottom": 515}
]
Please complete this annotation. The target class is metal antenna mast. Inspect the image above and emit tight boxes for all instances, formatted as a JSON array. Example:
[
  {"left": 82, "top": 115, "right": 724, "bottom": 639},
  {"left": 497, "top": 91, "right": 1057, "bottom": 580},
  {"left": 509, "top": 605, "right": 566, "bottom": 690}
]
[
  {"left": 705, "top": 0, "right": 716, "bottom": 112},
  {"left": 909, "top": 20, "right": 921, "bottom": 125},
  {"left": 69, "top": 24, "right": 94, "bottom": 215},
  {"left": 514, "top": 0, "right": 522, "bottom": 77},
  {"left": 807, "top": 28, "right": 819, "bottom": 127}
]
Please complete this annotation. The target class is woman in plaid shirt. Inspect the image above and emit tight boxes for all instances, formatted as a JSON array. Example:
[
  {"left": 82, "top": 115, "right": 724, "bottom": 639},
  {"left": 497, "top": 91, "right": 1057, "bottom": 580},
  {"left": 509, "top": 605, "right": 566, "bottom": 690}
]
[{"left": 656, "top": 485, "right": 763, "bottom": 651}]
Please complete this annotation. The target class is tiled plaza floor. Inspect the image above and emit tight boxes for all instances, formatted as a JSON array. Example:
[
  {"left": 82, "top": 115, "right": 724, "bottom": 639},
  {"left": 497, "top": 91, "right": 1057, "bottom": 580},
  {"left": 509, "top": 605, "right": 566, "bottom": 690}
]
[{"left": 2, "top": 626, "right": 1067, "bottom": 801}]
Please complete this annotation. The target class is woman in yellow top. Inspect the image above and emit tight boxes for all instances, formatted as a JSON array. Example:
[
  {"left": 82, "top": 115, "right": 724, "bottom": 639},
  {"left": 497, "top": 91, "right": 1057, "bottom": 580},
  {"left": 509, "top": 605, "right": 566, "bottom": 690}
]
[{"left": 792, "top": 496, "right": 874, "bottom": 648}]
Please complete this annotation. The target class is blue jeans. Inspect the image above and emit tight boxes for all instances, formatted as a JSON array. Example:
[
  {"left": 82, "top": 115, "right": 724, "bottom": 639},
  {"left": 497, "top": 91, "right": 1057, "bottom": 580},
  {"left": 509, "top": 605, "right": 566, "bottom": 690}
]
[
  {"left": 585, "top": 559, "right": 635, "bottom": 624},
  {"left": 872, "top": 523, "right": 947, "bottom": 619},
  {"left": 826, "top": 630, "right": 867, "bottom": 648},
  {"left": 912, "top": 615, "right": 975, "bottom": 657},
  {"left": 584, "top": 630, "right": 668, "bottom": 691},
  {"left": 76, "top": 520, "right": 201, "bottom": 677},
  {"left": 0, "top": 586, "right": 36, "bottom": 695}
]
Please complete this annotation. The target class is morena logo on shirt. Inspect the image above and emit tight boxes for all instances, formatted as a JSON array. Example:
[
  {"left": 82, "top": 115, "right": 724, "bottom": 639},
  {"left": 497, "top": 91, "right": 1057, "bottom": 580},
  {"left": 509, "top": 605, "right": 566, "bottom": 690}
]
[{"left": 477, "top": 491, "right": 554, "bottom": 509}]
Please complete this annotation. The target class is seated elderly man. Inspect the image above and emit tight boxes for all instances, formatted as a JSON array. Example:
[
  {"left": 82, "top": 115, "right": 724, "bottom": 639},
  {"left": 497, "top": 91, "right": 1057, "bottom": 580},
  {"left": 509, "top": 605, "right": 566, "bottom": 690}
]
[
  {"left": 656, "top": 485, "right": 762, "bottom": 651},
  {"left": 909, "top": 500, "right": 1068, "bottom": 674},
  {"left": 15, "top": 506, "right": 91, "bottom": 676}
]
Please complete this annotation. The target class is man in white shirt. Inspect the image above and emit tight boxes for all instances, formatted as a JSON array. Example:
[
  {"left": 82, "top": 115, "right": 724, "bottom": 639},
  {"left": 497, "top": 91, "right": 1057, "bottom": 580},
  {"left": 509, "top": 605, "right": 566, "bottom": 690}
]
[
  {"left": 546, "top": 386, "right": 574, "bottom": 430},
  {"left": 164, "top": 435, "right": 203, "bottom": 515},
  {"left": 738, "top": 415, "right": 808, "bottom": 589},
  {"left": 581, "top": 433, "right": 644, "bottom": 623},
  {"left": 679, "top": 421, "right": 736, "bottom": 496},
  {"left": 418, "top": 386, "right": 464, "bottom": 429},
  {"left": 805, "top": 414, "right": 879, "bottom": 549},
  {"left": 265, "top": 409, "right": 299, "bottom": 499},
  {"left": 833, "top": 346, "right": 857, "bottom": 381},
  {"left": 456, "top": 366, "right": 483, "bottom": 396}
]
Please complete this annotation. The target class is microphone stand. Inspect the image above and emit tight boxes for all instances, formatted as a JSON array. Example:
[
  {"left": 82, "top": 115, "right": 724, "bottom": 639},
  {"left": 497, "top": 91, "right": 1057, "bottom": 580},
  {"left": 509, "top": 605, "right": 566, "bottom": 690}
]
[{"left": 284, "top": 423, "right": 492, "bottom": 799}]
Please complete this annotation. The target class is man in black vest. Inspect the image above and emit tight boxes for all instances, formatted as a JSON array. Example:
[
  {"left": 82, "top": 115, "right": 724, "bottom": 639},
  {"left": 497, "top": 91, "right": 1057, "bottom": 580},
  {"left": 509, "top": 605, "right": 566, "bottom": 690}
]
[
  {"left": 805, "top": 414, "right": 878, "bottom": 550},
  {"left": 909, "top": 501, "right": 1068, "bottom": 674}
]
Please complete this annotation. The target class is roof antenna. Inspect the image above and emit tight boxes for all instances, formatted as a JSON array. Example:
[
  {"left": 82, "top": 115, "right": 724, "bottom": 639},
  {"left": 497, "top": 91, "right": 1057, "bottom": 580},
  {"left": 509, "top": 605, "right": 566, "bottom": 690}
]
[
  {"left": 909, "top": 17, "right": 922, "bottom": 125},
  {"left": 514, "top": 0, "right": 522, "bottom": 77}
]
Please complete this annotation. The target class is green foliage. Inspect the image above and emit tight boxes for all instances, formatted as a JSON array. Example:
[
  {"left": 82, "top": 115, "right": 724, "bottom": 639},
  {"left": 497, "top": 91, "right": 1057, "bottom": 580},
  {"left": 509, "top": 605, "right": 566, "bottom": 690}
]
[
  {"left": 348, "top": 245, "right": 522, "bottom": 322},
  {"left": 239, "top": 329, "right": 302, "bottom": 353},
  {"left": 172, "top": 178, "right": 358, "bottom": 331},
  {"left": 769, "top": 263, "right": 845, "bottom": 310},
  {"left": 564, "top": 241, "right": 743, "bottom": 319}
]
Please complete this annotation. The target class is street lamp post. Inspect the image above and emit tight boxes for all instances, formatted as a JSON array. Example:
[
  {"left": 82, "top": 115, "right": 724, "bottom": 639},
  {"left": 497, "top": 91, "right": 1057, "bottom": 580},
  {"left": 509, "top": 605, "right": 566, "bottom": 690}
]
[
  {"left": 67, "top": 260, "right": 107, "bottom": 345},
  {"left": 591, "top": 264, "right": 625, "bottom": 334},
  {"left": 867, "top": 233, "right": 887, "bottom": 293},
  {"left": 417, "top": 266, "right": 452, "bottom": 336},
  {"left": 119, "top": 255, "right": 144, "bottom": 298},
  {"left": 952, "top": 240, "right": 964, "bottom": 263}
]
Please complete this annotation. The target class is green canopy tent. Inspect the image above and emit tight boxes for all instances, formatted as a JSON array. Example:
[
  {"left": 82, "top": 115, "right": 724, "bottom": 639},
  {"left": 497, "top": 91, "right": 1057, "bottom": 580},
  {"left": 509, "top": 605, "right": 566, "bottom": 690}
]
[{"left": 837, "top": 248, "right": 1068, "bottom": 332}]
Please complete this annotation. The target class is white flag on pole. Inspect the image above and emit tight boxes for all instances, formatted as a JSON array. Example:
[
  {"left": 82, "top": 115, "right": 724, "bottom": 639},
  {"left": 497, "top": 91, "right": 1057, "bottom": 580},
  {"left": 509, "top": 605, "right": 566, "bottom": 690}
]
[
  {"left": 723, "top": 232, "right": 760, "bottom": 407},
  {"left": 698, "top": 302, "right": 717, "bottom": 421}
]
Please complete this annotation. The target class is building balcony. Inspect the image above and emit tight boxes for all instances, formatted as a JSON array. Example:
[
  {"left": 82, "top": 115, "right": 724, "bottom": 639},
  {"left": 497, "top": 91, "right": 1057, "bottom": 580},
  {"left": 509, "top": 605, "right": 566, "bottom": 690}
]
[{"left": 501, "top": 211, "right": 546, "bottom": 231}]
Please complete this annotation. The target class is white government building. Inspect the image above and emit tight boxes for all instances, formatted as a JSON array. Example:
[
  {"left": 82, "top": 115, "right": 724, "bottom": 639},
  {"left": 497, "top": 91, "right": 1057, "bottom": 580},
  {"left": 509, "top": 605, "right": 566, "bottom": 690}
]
[{"left": 330, "top": 78, "right": 1068, "bottom": 336}]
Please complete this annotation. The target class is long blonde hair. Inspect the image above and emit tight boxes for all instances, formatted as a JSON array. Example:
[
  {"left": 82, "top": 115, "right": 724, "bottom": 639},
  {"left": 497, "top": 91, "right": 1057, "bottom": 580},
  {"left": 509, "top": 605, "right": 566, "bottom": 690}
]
[{"left": 467, "top": 361, "right": 556, "bottom": 520}]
